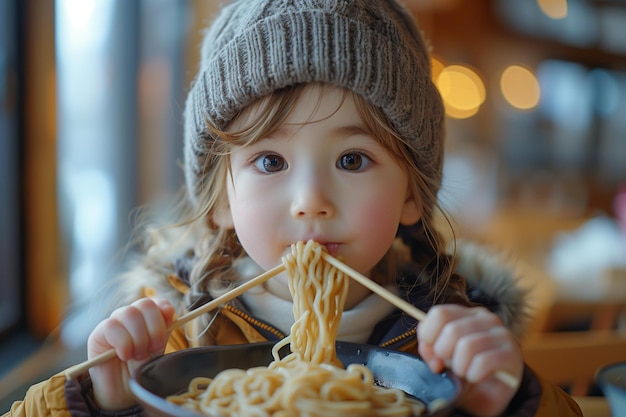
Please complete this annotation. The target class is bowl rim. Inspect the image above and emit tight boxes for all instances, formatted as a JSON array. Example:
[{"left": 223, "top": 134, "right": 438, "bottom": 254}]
[{"left": 130, "top": 341, "right": 463, "bottom": 417}]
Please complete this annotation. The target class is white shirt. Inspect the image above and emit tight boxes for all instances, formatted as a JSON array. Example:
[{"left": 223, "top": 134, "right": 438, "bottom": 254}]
[{"left": 236, "top": 257, "right": 397, "bottom": 343}]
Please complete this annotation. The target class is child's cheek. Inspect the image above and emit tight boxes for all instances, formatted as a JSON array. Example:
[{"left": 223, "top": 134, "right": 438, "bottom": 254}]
[{"left": 358, "top": 202, "right": 403, "bottom": 239}]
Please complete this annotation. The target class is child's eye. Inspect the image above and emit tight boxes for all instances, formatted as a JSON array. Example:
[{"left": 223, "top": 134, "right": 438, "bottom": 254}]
[
  {"left": 254, "top": 153, "right": 287, "bottom": 173},
  {"left": 337, "top": 152, "right": 370, "bottom": 171}
]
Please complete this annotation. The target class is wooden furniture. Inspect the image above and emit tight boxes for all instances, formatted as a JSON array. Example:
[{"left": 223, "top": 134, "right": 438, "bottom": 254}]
[
  {"left": 537, "top": 298, "right": 626, "bottom": 333},
  {"left": 522, "top": 330, "right": 626, "bottom": 396},
  {"left": 572, "top": 396, "right": 611, "bottom": 417},
  {"left": 521, "top": 266, "right": 626, "bottom": 396}
]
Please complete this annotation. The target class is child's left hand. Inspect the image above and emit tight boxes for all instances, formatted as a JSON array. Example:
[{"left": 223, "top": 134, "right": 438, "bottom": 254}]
[{"left": 417, "top": 304, "right": 524, "bottom": 417}]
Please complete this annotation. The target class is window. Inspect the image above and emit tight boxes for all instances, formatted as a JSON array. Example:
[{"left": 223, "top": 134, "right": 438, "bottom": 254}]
[{"left": 0, "top": 0, "right": 22, "bottom": 338}]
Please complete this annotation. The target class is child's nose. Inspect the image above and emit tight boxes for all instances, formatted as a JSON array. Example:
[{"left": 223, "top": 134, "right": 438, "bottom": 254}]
[{"left": 290, "top": 177, "right": 335, "bottom": 220}]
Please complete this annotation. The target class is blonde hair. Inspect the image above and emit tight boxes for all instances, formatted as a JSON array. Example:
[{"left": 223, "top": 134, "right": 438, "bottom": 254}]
[{"left": 115, "top": 83, "right": 462, "bottom": 346}]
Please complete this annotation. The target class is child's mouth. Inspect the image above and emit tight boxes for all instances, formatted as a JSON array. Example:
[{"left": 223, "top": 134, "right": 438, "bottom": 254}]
[{"left": 322, "top": 242, "right": 340, "bottom": 256}]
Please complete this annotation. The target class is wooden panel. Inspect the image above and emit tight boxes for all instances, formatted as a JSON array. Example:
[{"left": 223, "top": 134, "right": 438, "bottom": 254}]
[{"left": 23, "top": 0, "right": 66, "bottom": 337}]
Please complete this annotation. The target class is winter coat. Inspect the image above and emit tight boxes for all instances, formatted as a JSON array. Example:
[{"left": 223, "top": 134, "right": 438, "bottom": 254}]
[{"left": 3, "top": 242, "right": 582, "bottom": 417}]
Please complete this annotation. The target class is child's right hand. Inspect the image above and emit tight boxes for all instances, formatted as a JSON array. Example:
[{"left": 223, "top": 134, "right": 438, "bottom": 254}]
[{"left": 87, "top": 298, "right": 176, "bottom": 410}]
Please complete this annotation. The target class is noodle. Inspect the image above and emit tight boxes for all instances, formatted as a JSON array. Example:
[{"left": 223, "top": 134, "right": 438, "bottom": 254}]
[{"left": 167, "top": 241, "right": 427, "bottom": 417}]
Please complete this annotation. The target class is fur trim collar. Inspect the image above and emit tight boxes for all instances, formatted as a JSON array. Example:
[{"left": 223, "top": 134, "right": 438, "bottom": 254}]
[{"left": 452, "top": 240, "right": 530, "bottom": 339}]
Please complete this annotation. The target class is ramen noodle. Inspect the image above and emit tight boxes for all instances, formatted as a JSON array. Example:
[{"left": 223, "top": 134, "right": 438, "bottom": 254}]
[{"left": 167, "top": 241, "right": 427, "bottom": 417}]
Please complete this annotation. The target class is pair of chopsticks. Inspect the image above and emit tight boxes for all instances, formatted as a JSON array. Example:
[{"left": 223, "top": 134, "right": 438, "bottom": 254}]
[{"left": 64, "top": 250, "right": 518, "bottom": 389}]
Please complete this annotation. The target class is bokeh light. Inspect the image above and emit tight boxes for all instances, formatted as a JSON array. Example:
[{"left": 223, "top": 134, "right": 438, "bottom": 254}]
[
  {"left": 537, "top": 0, "right": 568, "bottom": 20},
  {"left": 436, "top": 64, "right": 486, "bottom": 119},
  {"left": 500, "top": 65, "right": 541, "bottom": 110}
]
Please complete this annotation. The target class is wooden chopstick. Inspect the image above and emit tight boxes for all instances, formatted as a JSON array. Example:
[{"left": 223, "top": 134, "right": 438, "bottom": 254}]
[
  {"left": 321, "top": 253, "right": 427, "bottom": 321},
  {"left": 321, "top": 252, "right": 519, "bottom": 389},
  {"left": 64, "top": 263, "right": 286, "bottom": 380}
]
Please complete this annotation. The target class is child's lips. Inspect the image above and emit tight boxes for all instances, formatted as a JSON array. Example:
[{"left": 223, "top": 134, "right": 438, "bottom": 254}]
[
  {"left": 322, "top": 242, "right": 340, "bottom": 256},
  {"left": 293, "top": 239, "right": 341, "bottom": 256}
]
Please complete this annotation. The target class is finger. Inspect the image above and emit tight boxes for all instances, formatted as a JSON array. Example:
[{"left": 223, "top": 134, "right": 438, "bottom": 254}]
[
  {"left": 109, "top": 304, "right": 152, "bottom": 360},
  {"left": 136, "top": 299, "right": 171, "bottom": 353},
  {"left": 465, "top": 333, "right": 522, "bottom": 387},
  {"left": 153, "top": 298, "right": 176, "bottom": 325},
  {"left": 418, "top": 339, "right": 446, "bottom": 373},
  {"left": 124, "top": 298, "right": 174, "bottom": 358},
  {"left": 448, "top": 326, "right": 510, "bottom": 379},
  {"left": 418, "top": 304, "right": 466, "bottom": 344},
  {"left": 90, "top": 317, "right": 136, "bottom": 361},
  {"left": 431, "top": 308, "right": 502, "bottom": 361}
]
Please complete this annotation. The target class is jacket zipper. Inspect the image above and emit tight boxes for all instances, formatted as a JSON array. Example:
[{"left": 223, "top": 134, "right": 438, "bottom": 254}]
[
  {"left": 380, "top": 327, "right": 416, "bottom": 348},
  {"left": 223, "top": 304, "right": 287, "bottom": 339},
  {"left": 224, "top": 304, "right": 415, "bottom": 349}
]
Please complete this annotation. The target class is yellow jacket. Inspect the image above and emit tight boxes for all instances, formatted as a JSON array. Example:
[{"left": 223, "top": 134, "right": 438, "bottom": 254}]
[
  {"left": 4, "top": 241, "right": 583, "bottom": 417},
  {"left": 4, "top": 307, "right": 581, "bottom": 417}
]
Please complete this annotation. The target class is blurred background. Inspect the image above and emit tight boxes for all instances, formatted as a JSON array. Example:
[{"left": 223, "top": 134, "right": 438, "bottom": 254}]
[{"left": 1, "top": 0, "right": 626, "bottom": 410}]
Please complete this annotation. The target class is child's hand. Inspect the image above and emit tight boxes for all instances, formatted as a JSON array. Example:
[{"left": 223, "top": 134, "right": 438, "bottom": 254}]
[
  {"left": 87, "top": 298, "right": 176, "bottom": 410},
  {"left": 417, "top": 304, "right": 523, "bottom": 417}
]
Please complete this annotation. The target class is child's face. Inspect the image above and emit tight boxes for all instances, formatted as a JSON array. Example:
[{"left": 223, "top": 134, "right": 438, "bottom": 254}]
[{"left": 218, "top": 85, "right": 420, "bottom": 280}]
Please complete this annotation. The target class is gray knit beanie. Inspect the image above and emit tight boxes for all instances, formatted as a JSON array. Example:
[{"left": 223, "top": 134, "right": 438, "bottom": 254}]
[{"left": 183, "top": 0, "right": 445, "bottom": 208}]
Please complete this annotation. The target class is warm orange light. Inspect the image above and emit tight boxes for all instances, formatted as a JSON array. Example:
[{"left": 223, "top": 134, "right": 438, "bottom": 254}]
[
  {"left": 537, "top": 0, "right": 568, "bottom": 19},
  {"left": 500, "top": 65, "right": 541, "bottom": 110},
  {"left": 431, "top": 57, "right": 445, "bottom": 82},
  {"left": 437, "top": 64, "right": 485, "bottom": 119}
]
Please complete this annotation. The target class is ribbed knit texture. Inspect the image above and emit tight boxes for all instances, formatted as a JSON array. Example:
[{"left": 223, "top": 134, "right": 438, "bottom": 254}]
[{"left": 184, "top": 0, "right": 444, "bottom": 207}]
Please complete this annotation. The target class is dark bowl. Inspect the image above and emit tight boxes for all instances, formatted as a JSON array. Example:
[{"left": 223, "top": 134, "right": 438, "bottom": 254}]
[
  {"left": 597, "top": 361, "right": 626, "bottom": 417},
  {"left": 130, "top": 341, "right": 462, "bottom": 417}
]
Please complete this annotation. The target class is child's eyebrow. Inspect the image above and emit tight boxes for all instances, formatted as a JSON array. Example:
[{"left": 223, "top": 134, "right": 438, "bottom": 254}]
[
  {"left": 332, "top": 125, "right": 372, "bottom": 138},
  {"left": 269, "top": 124, "right": 372, "bottom": 140},
  {"left": 329, "top": 125, "right": 379, "bottom": 144}
]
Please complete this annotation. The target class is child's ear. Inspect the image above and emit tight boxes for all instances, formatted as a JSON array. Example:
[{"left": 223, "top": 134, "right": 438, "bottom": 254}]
[
  {"left": 399, "top": 197, "right": 421, "bottom": 226},
  {"left": 212, "top": 205, "right": 234, "bottom": 229}
]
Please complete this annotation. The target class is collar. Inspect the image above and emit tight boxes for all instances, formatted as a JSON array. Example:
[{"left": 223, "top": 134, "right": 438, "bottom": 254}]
[{"left": 240, "top": 283, "right": 398, "bottom": 343}]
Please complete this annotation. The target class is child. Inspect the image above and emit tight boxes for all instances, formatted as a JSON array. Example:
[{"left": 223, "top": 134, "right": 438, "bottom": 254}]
[{"left": 5, "top": 1, "right": 582, "bottom": 416}]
